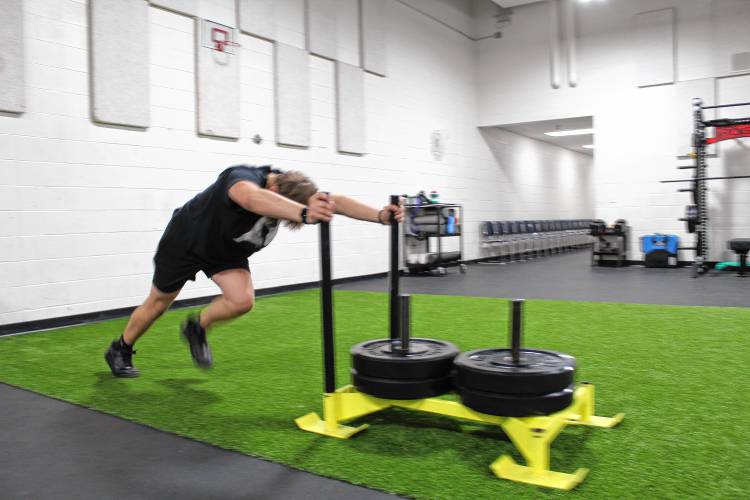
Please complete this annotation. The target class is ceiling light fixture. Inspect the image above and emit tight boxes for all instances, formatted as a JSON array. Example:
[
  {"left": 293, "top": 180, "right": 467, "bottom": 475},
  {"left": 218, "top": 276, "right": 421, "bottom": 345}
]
[
  {"left": 582, "top": 144, "right": 595, "bottom": 149},
  {"left": 544, "top": 128, "right": 594, "bottom": 137}
]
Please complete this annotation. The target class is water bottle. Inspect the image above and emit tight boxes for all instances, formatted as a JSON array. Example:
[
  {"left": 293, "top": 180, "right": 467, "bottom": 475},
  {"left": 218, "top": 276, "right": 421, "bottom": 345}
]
[{"left": 446, "top": 209, "right": 456, "bottom": 234}]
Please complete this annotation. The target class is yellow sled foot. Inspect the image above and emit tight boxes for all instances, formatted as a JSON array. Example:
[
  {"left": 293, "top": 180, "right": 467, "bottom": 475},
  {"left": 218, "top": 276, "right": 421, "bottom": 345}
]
[
  {"left": 567, "top": 412, "right": 625, "bottom": 428},
  {"left": 295, "top": 412, "right": 369, "bottom": 439},
  {"left": 490, "top": 455, "right": 589, "bottom": 491}
]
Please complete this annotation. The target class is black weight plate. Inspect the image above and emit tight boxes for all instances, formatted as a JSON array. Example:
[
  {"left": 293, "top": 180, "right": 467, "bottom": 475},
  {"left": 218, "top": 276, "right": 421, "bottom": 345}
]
[
  {"left": 352, "top": 338, "right": 459, "bottom": 380},
  {"left": 457, "top": 384, "right": 575, "bottom": 417},
  {"left": 352, "top": 370, "right": 452, "bottom": 400},
  {"left": 453, "top": 348, "right": 575, "bottom": 395},
  {"left": 685, "top": 205, "right": 698, "bottom": 233}
]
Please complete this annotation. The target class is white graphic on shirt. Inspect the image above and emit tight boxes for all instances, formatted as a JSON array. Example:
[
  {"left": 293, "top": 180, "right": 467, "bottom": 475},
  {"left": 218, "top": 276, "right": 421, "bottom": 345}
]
[{"left": 232, "top": 217, "right": 280, "bottom": 249}]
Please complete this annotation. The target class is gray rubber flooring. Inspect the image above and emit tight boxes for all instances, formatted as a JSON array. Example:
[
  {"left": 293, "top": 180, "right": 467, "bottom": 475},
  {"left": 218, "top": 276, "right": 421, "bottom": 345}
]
[
  {"left": 0, "top": 383, "right": 402, "bottom": 500},
  {"left": 341, "top": 251, "right": 749, "bottom": 307}
]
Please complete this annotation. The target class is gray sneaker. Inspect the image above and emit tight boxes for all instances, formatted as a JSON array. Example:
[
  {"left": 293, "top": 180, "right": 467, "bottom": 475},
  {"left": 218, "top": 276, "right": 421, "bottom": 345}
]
[
  {"left": 181, "top": 314, "right": 213, "bottom": 368},
  {"left": 104, "top": 340, "right": 140, "bottom": 378}
]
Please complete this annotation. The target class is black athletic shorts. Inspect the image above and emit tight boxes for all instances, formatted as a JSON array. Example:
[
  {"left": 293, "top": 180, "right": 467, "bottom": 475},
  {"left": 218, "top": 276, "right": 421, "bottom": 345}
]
[{"left": 152, "top": 217, "right": 249, "bottom": 294}]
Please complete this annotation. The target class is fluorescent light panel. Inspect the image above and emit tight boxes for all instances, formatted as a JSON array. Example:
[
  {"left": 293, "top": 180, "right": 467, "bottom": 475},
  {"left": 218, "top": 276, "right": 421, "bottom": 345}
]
[
  {"left": 544, "top": 128, "right": 594, "bottom": 137},
  {"left": 582, "top": 144, "right": 594, "bottom": 149}
]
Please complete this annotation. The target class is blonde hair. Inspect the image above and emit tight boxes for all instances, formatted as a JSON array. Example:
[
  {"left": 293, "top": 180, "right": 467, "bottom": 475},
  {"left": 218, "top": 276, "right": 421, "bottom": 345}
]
[{"left": 274, "top": 170, "right": 318, "bottom": 230}]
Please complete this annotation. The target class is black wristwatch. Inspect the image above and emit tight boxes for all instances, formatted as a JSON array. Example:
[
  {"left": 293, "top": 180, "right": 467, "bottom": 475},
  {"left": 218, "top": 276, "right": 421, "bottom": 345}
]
[{"left": 300, "top": 207, "right": 312, "bottom": 224}]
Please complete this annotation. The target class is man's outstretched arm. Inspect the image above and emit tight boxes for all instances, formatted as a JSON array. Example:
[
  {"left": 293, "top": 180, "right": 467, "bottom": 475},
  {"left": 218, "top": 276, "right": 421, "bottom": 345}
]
[
  {"left": 228, "top": 181, "right": 335, "bottom": 223},
  {"left": 330, "top": 195, "right": 404, "bottom": 224}
]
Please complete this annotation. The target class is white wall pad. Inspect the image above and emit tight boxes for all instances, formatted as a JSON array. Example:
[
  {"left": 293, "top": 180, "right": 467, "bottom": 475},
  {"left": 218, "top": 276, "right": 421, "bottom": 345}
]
[
  {"left": 274, "top": 42, "right": 310, "bottom": 147},
  {"left": 0, "top": 0, "right": 24, "bottom": 114},
  {"left": 360, "top": 0, "right": 386, "bottom": 77},
  {"left": 199, "top": 0, "right": 236, "bottom": 26},
  {"left": 718, "top": 74, "right": 750, "bottom": 118},
  {"left": 196, "top": 19, "right": 241, "bottom": 139},
  {"left": 306, "top": 0, "right": 337, "bottom": 60},
  {"left": 713, "top": 0, "right": 750, "bottom": 77},
  {"left": 149, "top": 0, "right": 198, "bottom": 16},
  {"left": 336, "top": 62, "right": 365, "bottom": 154},
  {"left": 275, "top": 0, "right": 306, "bottom": 49},
  {"left": 90, "top": 0, "right": 150, "bottom": 128},
  {"left": 635, "top": 8, "right": 675, "bottom": 88},
  {"left": 335, "top": 0, "right": 360, "bottom": 66},
  {"left": 238, "top": 0, "right": 275, "bottom": 41}
]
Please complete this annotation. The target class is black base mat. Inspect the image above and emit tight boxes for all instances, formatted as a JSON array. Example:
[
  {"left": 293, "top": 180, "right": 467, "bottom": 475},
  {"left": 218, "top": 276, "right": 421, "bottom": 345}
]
[{"left": 0, "top": 384, "right": 402, "bottom": 500}]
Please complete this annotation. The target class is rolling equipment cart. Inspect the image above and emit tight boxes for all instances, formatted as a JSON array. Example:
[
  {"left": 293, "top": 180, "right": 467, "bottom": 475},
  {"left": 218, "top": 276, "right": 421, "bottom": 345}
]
[{"left": 403, "top": 200, "right": 466, "bottom": 276}]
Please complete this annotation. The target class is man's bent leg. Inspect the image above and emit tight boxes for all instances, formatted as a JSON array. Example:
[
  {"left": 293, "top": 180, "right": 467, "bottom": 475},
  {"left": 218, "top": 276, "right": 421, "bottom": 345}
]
[
  {"left": 180, "top": 269, "right": 254, "bottom": 369},
  {"left": 123, "top": 286, "right": 181, "bottom": 345},
  {"left": 200, "top": 268, "right": 255, "bottom": 329},
  {"left": 106, "top": 285, "right": 180, "bottom": 378}
]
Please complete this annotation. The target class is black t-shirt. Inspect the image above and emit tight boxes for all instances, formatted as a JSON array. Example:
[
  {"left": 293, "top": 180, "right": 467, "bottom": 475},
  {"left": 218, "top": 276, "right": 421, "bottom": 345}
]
[{"left": 170, "top": 165, "right": 282, "bottom": 263}]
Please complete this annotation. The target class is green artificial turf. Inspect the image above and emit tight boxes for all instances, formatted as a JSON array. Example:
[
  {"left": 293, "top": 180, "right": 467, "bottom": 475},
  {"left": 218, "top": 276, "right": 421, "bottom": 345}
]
[{"left": 1, "top": 290, "right": 749, "bottom": 499}]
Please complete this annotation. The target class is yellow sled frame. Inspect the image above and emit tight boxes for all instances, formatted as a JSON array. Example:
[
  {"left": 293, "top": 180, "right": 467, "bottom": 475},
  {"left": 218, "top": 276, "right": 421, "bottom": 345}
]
[{"left": 296, "top": 382, "right": 623, "bottom": 491}]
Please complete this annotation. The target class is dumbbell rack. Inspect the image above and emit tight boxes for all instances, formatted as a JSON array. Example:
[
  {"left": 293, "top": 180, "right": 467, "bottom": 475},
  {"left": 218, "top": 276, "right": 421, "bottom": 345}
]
[{"left": 296, "top": 196, "right": 624, "bottom": 491}]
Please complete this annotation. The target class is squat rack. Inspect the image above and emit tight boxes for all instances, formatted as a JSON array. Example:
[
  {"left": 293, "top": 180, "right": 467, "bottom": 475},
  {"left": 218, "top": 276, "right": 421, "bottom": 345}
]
[
  {"left": 662, "top": 99, "right": 750, "bottom": 277},
  {"left": 295, "top": 196, "right": 624, "bottom": 490}
]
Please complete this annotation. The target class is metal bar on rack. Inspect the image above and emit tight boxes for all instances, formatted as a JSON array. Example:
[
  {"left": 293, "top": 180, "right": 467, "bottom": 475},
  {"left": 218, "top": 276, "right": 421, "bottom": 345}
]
[
  {"left": 399, "top": 294, "right": 411, "bottom": 352},
  {"left": 703, "top": 117, "right": 750, "bottom": 127},
  {"left": 701, "top": 101, "right": 750, "bottom": 110},
  {"left": 510, "top": 299, "right": 524, "bottom": 364},
  {"left": 389, "top": 195, "right": 400, "bottom": 340},
  {"left": 437, "top": 205, "right": 443, "bottom": 265},
  {"left": 661, "top": 175, "right": 750, "bottom": 183},
  {"left": 459, "top": 204, "right": 465, "bottom": 266},
  {"left": 692, "top": 98, "right": 708, "bottom": 275},
  {"left": 319, "top": 222, "right": 335, "bottom": 393}
]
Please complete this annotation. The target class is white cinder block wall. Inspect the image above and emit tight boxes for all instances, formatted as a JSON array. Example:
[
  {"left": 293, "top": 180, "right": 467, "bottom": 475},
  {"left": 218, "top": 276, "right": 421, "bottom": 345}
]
[
  {"left": 0, "top": 0, "right": 587, "bottom": 326},
  {"left": 477, "top": 0, "right": 750, "bottom": 261}
]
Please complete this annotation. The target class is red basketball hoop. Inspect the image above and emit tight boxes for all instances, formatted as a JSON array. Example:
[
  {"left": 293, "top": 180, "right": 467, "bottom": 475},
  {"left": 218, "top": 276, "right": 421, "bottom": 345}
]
[
  {"left": 215, "top": 39, "right": 241, "bottom": 52},
  {"left": 211, "top": 27, "right": 241, "bottom": 52}
]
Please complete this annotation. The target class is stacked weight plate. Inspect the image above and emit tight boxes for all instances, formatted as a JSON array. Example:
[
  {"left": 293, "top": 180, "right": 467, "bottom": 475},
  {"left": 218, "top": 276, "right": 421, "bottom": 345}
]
[
  {"left": 351, "top": 198, "right": 459, "bottom": 400},
  {"left": 453, "top": 299, "right": 577, "bottom": 417},
  {"left": 352, "top": 337, "right": 459, "bottom": 399},
  {"left": 453, "top": 348, "right": 576, "bottom": 417}
]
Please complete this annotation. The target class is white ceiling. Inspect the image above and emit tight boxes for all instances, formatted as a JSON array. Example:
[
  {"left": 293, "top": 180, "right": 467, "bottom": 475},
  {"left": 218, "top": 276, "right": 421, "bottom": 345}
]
[{"left": 499, "top": 116, "right": 594, "bottom": 156}]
